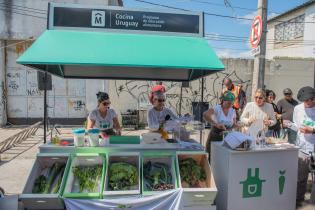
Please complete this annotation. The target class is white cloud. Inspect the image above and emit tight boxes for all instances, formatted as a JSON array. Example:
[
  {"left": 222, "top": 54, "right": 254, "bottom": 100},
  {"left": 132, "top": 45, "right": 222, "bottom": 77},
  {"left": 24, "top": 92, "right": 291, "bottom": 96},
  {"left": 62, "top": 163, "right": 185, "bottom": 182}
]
[
  {"left": 268, "top": 12, "right": 278, "bottom": 20},
  {"left": 238, "top": 11, "right": 279, "bottom": 25},
  {"left": 237, "top": 11, "right": 256, "bottom": 25},
  {"left": 217, "top": 49, "right": 253, "bottom": 58}
]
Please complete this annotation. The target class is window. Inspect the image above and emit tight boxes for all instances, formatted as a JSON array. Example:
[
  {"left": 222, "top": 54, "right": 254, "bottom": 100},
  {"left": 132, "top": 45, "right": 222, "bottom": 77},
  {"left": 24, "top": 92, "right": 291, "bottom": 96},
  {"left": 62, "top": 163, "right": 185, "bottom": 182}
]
[{"left": 274, "top": 14, "right": 305, "bottom": 42}]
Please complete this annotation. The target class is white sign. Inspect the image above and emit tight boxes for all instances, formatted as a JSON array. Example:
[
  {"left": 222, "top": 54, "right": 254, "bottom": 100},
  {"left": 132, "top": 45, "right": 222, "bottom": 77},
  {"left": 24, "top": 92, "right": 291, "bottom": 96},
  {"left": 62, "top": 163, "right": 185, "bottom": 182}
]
[
  {"left": 251, "top": 45, "right": 260, "bottom": 56},
  {"left": 91, "top": 10, "right": 105, "bottom": 27}
]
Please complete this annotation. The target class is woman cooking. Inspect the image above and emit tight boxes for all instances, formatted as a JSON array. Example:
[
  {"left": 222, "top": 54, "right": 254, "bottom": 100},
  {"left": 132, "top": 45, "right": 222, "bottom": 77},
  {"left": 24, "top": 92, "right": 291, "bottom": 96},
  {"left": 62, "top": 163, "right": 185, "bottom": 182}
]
[
  {"left": 203, "top": 91, "right": 237, "bottom": 160},
  {"left": 240, "top": 89, "right": 276, "bottom": 134},
  {"left": 87, "top": 92, "right": 121, "bottom": 135},
  {"left": 147, "top": 91, "right": 178, "bottom": 130}
]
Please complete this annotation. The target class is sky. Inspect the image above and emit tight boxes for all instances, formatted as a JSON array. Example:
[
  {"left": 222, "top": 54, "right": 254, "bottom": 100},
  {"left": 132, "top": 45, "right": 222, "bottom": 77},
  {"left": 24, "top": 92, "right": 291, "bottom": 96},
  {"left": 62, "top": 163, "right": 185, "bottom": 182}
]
[{"left": 123, "top": 0, "right": 310, "bottom": 58}]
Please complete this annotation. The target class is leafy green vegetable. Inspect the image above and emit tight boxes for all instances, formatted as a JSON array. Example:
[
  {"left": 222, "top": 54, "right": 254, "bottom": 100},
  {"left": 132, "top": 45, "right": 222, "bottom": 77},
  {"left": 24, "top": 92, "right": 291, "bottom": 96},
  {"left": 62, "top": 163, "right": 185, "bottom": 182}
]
[
  {"left": 179, "top": 158, "right": 206, "bottom": 187},
  {"left": 72, "top": 165, "right": 102, "bottom": 193},
  {"left": 108, "top": 162, "right": 138, "bottom": 191},
  {"left": 32, "top": 175, "right": 47, "bottom": 193},
  {"left": 143, "top": 161, "right": 174, "bottom": 191},
  {"left": 51, "top": 166, "right": 65, "bottom": 194},
  {"left": 32, "top": 163, "right": 66, "bottom": 194},
  {"left": 44, "top": 162, "right": 65, "bottom": 193}
]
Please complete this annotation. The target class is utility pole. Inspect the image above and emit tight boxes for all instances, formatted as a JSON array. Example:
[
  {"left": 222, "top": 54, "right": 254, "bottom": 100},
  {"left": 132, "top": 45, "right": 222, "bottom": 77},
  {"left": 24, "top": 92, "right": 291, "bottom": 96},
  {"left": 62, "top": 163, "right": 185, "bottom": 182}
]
[{"left": 251, "top": 0, "right": 268, "bottom": 100}]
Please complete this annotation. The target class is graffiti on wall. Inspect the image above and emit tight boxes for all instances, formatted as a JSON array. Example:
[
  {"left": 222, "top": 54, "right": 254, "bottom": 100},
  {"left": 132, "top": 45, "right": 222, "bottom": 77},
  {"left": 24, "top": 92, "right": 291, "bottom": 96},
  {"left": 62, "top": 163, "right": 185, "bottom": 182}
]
[
  {"left": 68, "top": 98, "right": 87, "bottom": 118},
  {"left": 114, "top": 71, "right": 252, "bottom": 114}
]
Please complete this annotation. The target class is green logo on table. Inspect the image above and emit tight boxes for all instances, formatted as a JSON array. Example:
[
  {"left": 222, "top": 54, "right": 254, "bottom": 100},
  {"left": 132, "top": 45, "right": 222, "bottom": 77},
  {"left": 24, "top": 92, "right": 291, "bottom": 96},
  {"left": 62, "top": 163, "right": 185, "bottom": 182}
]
[
  {"left": 240, "top": 168, "right": 265, "bottom": 198},
  {"left": 279, "top": 170, "right": 286, "bottom": 195}
]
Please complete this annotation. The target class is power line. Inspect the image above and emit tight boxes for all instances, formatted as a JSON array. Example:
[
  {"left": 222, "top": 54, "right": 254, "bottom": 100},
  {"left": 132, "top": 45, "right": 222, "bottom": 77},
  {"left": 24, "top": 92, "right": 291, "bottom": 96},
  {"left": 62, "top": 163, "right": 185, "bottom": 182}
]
[
  {"left": 0, "top": 7, "right": 46, "bottom": 19},
  {"left": 189, "top": 0, "right": 259, "bottom": 13},
  {"left": 205, "top": 33, "right": 315, "bottom": 43},
  {"left": 0, "top": 2, "right": 47, "bottom": 14},
  {"left": 0, "top": 0, "right": 46, "bottom": 12},
  {"left": 132, "top": 0, "right": 315, "bottom": 23}
]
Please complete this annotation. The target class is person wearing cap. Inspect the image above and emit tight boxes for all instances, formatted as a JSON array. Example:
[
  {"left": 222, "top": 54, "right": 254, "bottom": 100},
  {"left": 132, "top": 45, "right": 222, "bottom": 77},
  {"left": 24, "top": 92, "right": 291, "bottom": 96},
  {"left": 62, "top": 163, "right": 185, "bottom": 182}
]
[
  {"left": 87, "top": 92, "right": 121, "bottom": 135},
  {"left": 147, "top": 91, "right": 178, "bottom": 130},
  {"left": 277, "top": 88, "right": 299, "bottom": 144},
  {"left": 240, "top": 89, "right": 277, "bottom": 131},
  {"left": 203, "top": 91, "right": 237, "bottom": 160},
  {"left": 289, "top": 86, "right": 315, "bottom": 205},
  {"left": 222, "top": 78, "right": 242, "bottom": 113}
]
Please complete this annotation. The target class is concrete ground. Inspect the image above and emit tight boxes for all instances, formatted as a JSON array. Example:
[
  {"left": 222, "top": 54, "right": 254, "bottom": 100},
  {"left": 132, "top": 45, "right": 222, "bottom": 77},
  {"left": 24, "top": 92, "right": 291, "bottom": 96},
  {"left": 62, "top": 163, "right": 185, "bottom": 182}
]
[
  {"left": 0, "top": 126, "right": 25, "bottom": 144},
  {"left": 0, "top": 128, "right": 314, "bottom": 209}
]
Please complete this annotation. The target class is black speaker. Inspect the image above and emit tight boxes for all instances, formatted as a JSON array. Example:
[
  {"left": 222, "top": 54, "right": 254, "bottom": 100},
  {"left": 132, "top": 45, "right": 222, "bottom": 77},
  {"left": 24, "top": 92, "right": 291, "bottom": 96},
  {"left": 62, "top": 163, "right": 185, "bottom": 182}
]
[
  {"left": 192, "top": 102, "right": 209, "bottom": 122},
  {"left": 37, "top": 72, "right": 52, "bottom": 91},
  {"left": 182, "top": 82, "right": 190, "bottom": 88}
]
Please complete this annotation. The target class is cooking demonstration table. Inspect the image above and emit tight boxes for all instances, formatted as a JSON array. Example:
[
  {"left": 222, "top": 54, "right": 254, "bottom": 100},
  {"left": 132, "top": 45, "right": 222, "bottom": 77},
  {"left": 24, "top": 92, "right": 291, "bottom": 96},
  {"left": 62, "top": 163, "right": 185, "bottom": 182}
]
[{"left": 211, "top": 142, "right": 299, "bottom": 210}]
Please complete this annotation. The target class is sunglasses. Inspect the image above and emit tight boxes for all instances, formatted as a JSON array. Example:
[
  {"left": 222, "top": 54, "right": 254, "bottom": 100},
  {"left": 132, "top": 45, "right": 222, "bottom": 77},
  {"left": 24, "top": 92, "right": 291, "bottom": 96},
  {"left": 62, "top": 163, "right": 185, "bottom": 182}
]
[
  {"left": 284, "top": 93, "right": 292, "bottom": 96},
  {"left": 155, "top": 99, "right": 165, "bottom": 102},
  {"left": 102, "top": 101, "right": 111, "bottom": 106},
  {"left": 255, "top": 96, "right": 264, "bottom": 100}
]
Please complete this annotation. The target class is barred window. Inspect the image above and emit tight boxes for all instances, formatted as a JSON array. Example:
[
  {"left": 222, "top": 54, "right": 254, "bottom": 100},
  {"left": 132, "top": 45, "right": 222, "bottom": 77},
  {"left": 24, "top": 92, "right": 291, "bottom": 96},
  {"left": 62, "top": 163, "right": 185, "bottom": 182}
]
[{"left": 274, "top": 14, "right": 305, "bottom": 42}]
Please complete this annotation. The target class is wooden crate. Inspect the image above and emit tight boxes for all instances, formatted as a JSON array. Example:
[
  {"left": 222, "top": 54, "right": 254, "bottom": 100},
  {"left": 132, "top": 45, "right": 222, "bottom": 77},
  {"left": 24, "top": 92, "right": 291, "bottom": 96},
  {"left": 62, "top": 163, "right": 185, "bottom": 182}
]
[
  {"left": 19, "top": 153, "right": 70, "bottom": 210},
  {"left": 177, "top": 152, "right": 217, "bottom": 207}
]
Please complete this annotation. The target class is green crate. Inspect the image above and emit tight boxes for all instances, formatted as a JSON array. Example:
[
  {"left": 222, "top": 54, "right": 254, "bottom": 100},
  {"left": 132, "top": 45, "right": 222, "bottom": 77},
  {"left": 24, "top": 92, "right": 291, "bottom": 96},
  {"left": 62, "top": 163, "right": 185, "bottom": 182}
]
[
  {"left": 141, "top": 152, "right": 179, "bottom": 196},
  {"left": 103, "top": 152, "right": 141, "bottom": 197},
  {"left": 109, "top": 136, "right": 140, "bottom": 144},
  {"left": 62, "top": 153, "right": 106, "bottom": 199}
]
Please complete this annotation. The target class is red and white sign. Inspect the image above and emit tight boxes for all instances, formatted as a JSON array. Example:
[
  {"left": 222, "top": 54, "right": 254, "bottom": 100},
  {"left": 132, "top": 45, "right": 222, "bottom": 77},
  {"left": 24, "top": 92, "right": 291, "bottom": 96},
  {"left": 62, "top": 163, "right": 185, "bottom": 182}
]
[{"left": 250, "top": 15, "right": 262, "bottom": 49}]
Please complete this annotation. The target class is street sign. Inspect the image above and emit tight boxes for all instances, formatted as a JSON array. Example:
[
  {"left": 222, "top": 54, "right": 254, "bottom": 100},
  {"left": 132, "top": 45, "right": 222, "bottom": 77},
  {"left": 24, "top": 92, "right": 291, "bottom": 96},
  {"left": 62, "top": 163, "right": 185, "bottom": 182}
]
[
  {"left": 251, "top": 45, "right": 260, "bottom": 56},
  {"left": 48, "top": 3, "right": 203, "bottom": 37},
  {"left": 250, "top": 15, "right": 262, "bottom": 49}
]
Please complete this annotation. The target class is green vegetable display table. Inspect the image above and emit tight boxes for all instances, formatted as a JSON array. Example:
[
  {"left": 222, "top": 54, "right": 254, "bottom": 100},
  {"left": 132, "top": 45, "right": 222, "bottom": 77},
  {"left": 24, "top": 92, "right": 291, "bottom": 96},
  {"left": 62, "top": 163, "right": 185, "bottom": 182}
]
[
  {"left": 20, "top": 140, "right": 217, "bottom": 210},
  {"left": 211, "top": 142, "right": 299, "bottom": 210}
]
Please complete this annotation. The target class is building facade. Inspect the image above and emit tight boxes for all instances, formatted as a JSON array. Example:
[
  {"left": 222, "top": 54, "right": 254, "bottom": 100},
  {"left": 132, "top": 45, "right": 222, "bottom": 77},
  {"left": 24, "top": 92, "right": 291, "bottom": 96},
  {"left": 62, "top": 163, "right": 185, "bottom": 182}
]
[
  {"left": 0, "top": 0, "right": 122, "bottom": 125},
  {"left": 266, "top": 0, "right": 315, "bottom": 59}
]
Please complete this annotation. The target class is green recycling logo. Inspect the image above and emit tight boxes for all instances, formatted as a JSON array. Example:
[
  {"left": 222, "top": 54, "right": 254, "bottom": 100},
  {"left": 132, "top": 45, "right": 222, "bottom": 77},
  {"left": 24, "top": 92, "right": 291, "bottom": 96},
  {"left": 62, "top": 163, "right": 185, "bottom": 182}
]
[
  {"left": 240, "top": 168, "right": 266, "bottom": 198},
  {"left": 278, "top": 170, "right": 286, "bottom": 195}
]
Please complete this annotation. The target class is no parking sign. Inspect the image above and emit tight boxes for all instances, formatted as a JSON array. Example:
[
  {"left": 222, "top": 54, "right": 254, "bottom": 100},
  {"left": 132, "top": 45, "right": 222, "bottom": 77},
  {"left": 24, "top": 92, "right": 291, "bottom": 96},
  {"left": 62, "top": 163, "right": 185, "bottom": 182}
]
[{"left": 250, "top": 15, "right": 262, "bottom": 49}]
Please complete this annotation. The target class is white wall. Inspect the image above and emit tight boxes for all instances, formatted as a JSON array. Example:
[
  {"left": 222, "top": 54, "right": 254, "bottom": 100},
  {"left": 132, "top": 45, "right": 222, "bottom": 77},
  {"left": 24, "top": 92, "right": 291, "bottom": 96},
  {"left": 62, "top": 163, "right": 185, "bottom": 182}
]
[
  {"left": 0, "top": 0, "right": 120, "bottom": 124},
  {"left": 108, "top": 58, "right": 314, "bottom": 124},
  {"left": 265, "top": 58, "right": 314, "bottom": 100},
  {"left": 304, "top": 4, "right": 315, "bottom": 57},
  {"left": 109, "top": 58, "right": 254, "bottom": 122},
  {"left": 266, "top": 4, "right": 315, "bottom": 59}
]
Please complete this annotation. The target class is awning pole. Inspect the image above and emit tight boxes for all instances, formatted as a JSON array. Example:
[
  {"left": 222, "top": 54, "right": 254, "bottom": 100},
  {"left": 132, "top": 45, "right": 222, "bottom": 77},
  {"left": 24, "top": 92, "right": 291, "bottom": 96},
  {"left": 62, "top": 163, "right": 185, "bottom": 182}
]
[
  {"left": 179, "top": 84, "right": 183, "bottom": 116},
  {"left": 43, "top": 70, "right": 47, "bottom": 144},
  {"left": 200, "top": 76, "right": 204, "bottom": 144}
]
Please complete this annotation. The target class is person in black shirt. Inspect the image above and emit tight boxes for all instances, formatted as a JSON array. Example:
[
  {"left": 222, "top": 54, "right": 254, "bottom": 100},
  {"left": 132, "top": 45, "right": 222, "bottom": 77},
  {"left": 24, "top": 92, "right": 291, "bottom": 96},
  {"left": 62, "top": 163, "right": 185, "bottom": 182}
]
[
  {"left": 266, "top": 90, "right": 281, "bottom": 137},
  {"left": 277, "top": 88, "right": 299, "bottom": 144}
]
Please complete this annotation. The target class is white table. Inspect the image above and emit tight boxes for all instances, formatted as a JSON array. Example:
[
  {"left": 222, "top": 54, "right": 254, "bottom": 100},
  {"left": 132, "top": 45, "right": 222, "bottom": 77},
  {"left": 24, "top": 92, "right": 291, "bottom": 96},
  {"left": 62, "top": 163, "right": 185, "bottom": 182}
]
[{"left": 211, "top": 142, "right": 299, "bottom": 210}]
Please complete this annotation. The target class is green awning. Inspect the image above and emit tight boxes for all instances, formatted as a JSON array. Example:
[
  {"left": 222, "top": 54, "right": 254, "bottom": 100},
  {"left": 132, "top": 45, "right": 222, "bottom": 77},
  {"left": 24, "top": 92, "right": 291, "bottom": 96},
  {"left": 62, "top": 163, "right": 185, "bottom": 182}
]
[{"left": 17, "top": 30, "right": 224, "bottom": 81}]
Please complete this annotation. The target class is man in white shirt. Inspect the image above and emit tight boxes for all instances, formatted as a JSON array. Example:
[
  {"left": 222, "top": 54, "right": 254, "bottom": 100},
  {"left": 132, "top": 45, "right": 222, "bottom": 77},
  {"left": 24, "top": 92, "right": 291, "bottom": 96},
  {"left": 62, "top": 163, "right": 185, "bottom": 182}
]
[{"left": 292, "top": 86, "right": 315, "bottom": 205}]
